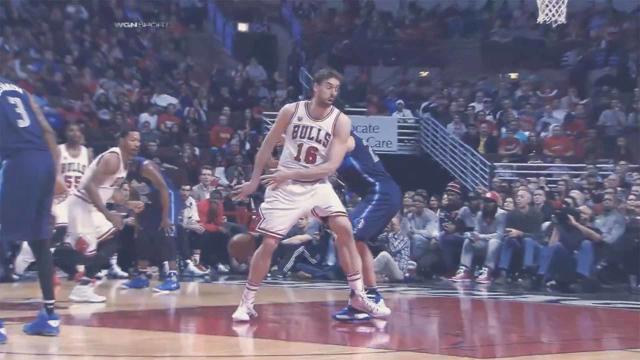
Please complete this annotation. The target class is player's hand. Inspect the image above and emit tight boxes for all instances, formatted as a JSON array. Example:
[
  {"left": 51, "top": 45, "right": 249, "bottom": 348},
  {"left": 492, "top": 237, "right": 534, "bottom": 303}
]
[
  {"left": 260, "top": 169, "right": 291, "bottom": 190},
  {"left": 127, "top": 201, "right": 145, "bottom": 214},
  {"left": 160, "top": 217, "right": 173, "bottom": 232},
  {"left": 106, "top": 211, "right": 124, "bottom": 230},
  {"left": 232, "top": 179, "right": 259, "bottom": 201}
]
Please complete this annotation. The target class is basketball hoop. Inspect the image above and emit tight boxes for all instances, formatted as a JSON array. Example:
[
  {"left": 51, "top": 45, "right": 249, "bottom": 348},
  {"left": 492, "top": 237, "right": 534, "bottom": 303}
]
[{"left": 536, "top": 0, "right": 568, "bottom": 27}]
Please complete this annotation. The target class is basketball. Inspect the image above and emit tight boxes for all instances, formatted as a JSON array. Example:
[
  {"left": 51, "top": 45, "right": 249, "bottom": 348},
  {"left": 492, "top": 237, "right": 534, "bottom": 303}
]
[{"left": 227, "top": 233, "right": 256, "bottom": 263}]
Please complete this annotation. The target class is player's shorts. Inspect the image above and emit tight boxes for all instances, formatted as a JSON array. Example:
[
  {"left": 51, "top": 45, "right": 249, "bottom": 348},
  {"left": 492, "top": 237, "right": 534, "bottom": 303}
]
[
  {"left": 256, "top": 180, "right": 347, "bottom": 239},
  {"left": 51, "top": 194, "right": 70, "bottom": 228},
  {"left": 351, "top": 182, "right": 402, "bottom": 245},
  {"left": 65, "top": 194, "right": 118, "bottom": 256},
  {"left": 0, "top": 150, "right": 55, "bottom": 246}
]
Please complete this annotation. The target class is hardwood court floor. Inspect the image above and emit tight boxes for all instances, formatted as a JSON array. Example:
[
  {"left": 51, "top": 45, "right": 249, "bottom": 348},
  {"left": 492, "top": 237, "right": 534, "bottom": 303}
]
[{"left": 1, "top": 279, "right": 639, "bottom": 359}]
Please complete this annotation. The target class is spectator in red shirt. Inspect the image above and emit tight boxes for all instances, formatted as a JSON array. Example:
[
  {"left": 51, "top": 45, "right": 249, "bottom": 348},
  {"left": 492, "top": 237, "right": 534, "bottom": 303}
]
[
  {"left": 197, "top": 190, "right": 230, "bottom": 269},
  {"left": 158, "top": 104, "right": 182, "bottom": 133},
  {"left": 209, "top": 115, "right": 235, "bottom": 149},
  {"left": 563, "top": 103, "right": 588, "bottom": 137},
  {"left": 543, "top": 125, "right": 574, "bottom": 160},
  {"left": 498, "top": 129, "right": 523, "bottom": 161}
]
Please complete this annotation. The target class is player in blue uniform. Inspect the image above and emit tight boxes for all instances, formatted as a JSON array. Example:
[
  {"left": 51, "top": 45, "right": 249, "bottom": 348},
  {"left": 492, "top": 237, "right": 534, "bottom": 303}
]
[
  {"left": 122, "top": 157, "right": 181, "bottom": 292},
  {"left": 332, "top": 133, "right": 402, "bottom": 321},
  {"left": 0, "top": 78, "right": 61, "bottom": 342}
]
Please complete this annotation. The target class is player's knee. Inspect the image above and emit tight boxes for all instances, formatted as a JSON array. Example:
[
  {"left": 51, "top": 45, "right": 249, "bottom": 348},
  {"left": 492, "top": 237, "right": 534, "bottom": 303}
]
[
  {"left": 260, "top": 236, "right": 280, "bottom": 253},
  {"left": 328, "top": 217, "right": 354, "bottom": 241}
]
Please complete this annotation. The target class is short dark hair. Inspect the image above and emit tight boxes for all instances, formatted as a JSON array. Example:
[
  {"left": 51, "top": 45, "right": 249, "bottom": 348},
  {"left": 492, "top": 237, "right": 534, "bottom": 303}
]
[
  {"left": 313, "top": 68, "right": 343, "bottom": 85},
  {"left": 117, "top": 127, "right": 139, "bottom": 139},
  {"left": 200, "top": 165, "right": 214, "bottom": 174}
]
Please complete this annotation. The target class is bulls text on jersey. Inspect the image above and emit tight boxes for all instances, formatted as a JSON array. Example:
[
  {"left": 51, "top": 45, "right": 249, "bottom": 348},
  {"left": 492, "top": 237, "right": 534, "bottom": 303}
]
[{"left": 291, "top": 123, "right": 332, "bottom": 148}]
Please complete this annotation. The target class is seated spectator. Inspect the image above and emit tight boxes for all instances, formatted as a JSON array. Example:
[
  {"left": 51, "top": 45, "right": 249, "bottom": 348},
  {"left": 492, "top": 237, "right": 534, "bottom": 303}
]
[
  {"left": 530, "top": 204, "right": 602, "bottom": 292},
  {"left": 563, "top": 103, "right": 588, "bottom": 138},
  {"left": 244, "top": 57, "right": 267, "bottom": 84},
  {"left": 446, "top": 113, "right": 467, "bottom": 139},
  {"left": 612, "top": 136, "right": 635, "bottom": 163},
  {"left": 532, "top": 188, "right": 554, "bottom": 222},
  {"left": 176, "top": 184, "right": 208, "bottom": 277},
  {"left": 271, "top": 216, "right": 323, "bottom": 279},
  {"left": 537, "top": 105, "right": 564, "bottom": 136},
  {"left": 495, "top": 189, "right": 544, "bottom": 284},
  {"left": 197, "top": 190, "right": 231, "bottom": 271},
  {"left": 158, "top": 104, "right": 182, "bottom": 133},
  {"left": 542, "top": 125, "right": 575, "bottom": 160},
  {"left": 401, "top": 194, "right": 438, "bottom": 269},
  {"left": 374, "top": 216, "right": 415, "bottom": 282},
  {"left": 498, "top": 129, "right": 523, "bottom": 161},
  {"left": 597, "top": 99, "right": 626, "bottom": 157},
  {"left": 450, "top": 192, "right": 506, "bottom": 284},
  {"left": 191, "top": 165, "right": 220, "bottom": 202},
  {"left": 392, "top": 99, "right": 415, "bottom": 122},
  {"left": 209, "top": 115, "right": 235, "bottom": 150},
  {"left": 468, "top": 123, "right": 498, "bottom": 155},
  {"left": 437, "top": 182, "right": 467, "bottom": 273}
]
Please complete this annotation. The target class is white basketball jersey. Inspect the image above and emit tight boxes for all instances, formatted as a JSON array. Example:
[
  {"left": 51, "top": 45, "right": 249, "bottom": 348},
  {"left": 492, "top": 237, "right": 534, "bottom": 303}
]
[
  {"left": 74, "top": 147, "right": 127, "bottom": 204},
  {"left": 59, "top": 144, "right": 89, "bottom": 191},
  {"left": 278, "top": 101, "right": 340, "bottom": 177}
]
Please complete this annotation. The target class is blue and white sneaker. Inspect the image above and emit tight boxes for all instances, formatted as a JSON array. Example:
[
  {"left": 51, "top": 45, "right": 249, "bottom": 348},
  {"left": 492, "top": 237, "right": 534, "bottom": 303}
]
[
  {"left": 332, "top": 306, "right": 371, "bottom": 321},
  {"left": 153, "top": 274, "right": 180, "bottom": 293},
  {"left": 121, "top": 275, "right": 150, "bottom": 289},
  {"left": 22, "top": 310, "right": 60, "bottom": 336},
  {"left": 367, "top": 290, "right": 391, "bottom": 316},
  {"left": 0, "top": 320, "right": 7, "bottom": 344}
]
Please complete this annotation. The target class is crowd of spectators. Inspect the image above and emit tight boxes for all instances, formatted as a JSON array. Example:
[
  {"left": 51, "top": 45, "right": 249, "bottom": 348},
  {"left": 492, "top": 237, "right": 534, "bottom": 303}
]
[{"left": 1, "top": 1, "right": 637, "bottom": 294}]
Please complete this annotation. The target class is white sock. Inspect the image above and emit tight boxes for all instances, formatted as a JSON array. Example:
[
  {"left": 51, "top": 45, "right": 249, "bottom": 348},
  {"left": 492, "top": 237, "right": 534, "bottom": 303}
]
[
  {"left": 346, "top": 272, "right": 364, "bottom": 294},
  {"left": 242, "top": 282, "right": 259, "bottom": 305}
]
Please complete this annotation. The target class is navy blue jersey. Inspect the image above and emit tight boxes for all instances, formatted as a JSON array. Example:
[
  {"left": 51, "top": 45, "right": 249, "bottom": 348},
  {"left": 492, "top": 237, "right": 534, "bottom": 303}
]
[
  {"left": 336, "top": 133, "right": 395, "bottom": 198},
  {"left": 0, "top": 77, "right": 48, "bottom": 158},
  {"left": 127, "top": 157, "right": 180, "bottom": 230}
]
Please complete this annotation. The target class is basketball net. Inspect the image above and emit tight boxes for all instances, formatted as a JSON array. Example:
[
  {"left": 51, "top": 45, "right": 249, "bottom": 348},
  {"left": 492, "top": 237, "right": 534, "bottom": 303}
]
[{"left": 536, "top": 0, "right": 568, "bottom": 27}]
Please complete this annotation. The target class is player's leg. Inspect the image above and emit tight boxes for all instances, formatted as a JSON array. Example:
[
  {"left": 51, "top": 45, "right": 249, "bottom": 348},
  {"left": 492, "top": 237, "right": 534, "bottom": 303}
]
[
  {"left": 22, "top": 153, "right": 60, "bottom": 336},
  {"left": 121, "top": 230, "right": 153, "bottom": 289},
  {"left": 153, "top": 231, "right": 180, "bottom": 292},
  {"left": 232, "top": 234, "right": 281, "bottom": 321},
  {"left": 232, "top": 184, "right": 303, "bottom": 321}
]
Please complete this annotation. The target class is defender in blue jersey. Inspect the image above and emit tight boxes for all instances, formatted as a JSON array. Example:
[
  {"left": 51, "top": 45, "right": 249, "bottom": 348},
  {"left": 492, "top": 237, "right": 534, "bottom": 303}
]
[
  {"left": 0, "top": 78, "right": 61, "bottom": 341},
  {"left": 122, "top": 157, "right": 181, "bottom": 292},
  {"left": 333, "top": 133, "right": 402, "bottom": 321}
]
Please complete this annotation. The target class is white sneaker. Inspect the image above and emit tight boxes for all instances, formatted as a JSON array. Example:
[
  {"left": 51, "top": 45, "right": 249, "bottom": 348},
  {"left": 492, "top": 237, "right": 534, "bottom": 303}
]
[
  {"left": 217, "top": 263, "right": 230, "bottom": 274},
  {"left": 350, "top": 291, "right": 391, "bottom": 318},
  {"left": 108, "top": 265, "right": 129, "bottom": 279},
  {"left": 231, "top": 302, "right": 258, "bottom": 322},
  {"left": 185, "top": 262, "right": 209, "bottom": 277},
  {"left": 69, "top": 284, "right": 107, "bottom": 303}
]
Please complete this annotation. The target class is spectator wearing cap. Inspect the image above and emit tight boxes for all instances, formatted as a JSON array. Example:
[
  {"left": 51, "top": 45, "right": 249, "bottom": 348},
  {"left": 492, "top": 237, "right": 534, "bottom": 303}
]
[
  {"left": 495, "top": 189, "right": 544, "bottom": 284},
  {"left": 437, "top": 181, "right": 467, "bottom": 273},
  {"left": 391, "top": 99, "right": 414, "bottom": 122},
  {"left": 450, "top": 191, "right": 506, "bottom": 284}
]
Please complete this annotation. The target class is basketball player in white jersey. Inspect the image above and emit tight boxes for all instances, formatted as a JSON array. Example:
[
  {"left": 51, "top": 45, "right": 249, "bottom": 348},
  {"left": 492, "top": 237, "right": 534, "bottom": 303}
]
[
  {"left": 232, "top": 68, "right": 388, "bottom": 321},
  {"left": 65, "top": 128, "right": 140, "bottom": 302}
]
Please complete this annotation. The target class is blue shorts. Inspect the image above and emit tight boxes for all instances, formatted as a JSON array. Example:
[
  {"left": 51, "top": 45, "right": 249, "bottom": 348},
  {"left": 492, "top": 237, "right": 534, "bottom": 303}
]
[
  {"left": 350, "top": 183, "right": 402, "bottom": 245},
  {"left": 0, "top": 150, "right": 55, "bottom": 246}
]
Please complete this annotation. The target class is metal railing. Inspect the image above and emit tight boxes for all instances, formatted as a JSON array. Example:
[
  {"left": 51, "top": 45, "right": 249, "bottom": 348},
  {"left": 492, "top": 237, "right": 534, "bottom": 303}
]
[
  {"left": 420, "top": 115, "right": 493, "bottom": 191},
  {"left": 493, "top": 162, "right": 639, "bottom": 182}
]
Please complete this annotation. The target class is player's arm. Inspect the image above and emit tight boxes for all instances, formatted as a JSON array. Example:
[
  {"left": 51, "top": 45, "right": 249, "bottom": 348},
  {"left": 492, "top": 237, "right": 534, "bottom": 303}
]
[
  {"left": 83, "top": 153, "right": 123, "bottom": 227},
  {"left": 28, "top": 95, "right": 59, "bottom": 165},
  {"left": 233, "top": 103, "right": 295, "bottom": 199},
  {"left": 286, "top": 113, "right": 351, "bottom": 181},
  {"left": 140, "top": 160, "right": 171, "bottom": 230}
]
